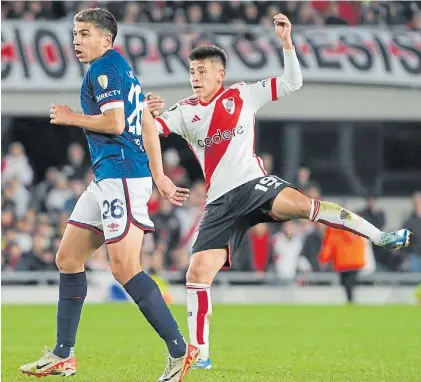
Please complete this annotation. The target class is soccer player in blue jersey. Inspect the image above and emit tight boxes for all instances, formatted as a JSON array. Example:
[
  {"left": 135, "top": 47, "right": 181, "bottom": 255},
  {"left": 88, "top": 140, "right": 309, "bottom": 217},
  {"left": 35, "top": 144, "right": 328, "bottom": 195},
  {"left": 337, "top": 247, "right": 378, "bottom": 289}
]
[{"left": 20, "top": 8, "right": 199, "bottom": 381}]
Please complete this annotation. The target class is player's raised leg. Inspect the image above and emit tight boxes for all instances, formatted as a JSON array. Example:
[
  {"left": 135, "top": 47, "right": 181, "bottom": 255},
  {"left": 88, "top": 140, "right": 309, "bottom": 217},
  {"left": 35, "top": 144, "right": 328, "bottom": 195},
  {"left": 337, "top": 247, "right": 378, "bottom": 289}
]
[
  {"left": 186, "top": 249, "right": 227, "bottom": 369},
  {"left": 270, "top": 186, "right": 411, "bottom": 249},
  {"left": 20, "top": 223, "right": 104, "bottom": 377}
]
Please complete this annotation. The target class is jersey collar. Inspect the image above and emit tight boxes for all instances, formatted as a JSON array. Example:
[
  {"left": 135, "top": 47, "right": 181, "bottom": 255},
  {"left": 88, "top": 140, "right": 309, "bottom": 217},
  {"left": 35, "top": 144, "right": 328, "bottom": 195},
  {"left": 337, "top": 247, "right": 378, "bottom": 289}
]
[{"left": 199, "top": 86, "right": 225, "bottom": 106}]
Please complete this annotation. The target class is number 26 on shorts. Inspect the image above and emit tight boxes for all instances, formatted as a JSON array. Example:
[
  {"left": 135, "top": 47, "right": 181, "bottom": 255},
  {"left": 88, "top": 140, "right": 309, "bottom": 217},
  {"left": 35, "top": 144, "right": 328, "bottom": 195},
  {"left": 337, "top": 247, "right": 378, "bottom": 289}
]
[{"left": 102, "top": 199, "right": 125, "bottom": 219}]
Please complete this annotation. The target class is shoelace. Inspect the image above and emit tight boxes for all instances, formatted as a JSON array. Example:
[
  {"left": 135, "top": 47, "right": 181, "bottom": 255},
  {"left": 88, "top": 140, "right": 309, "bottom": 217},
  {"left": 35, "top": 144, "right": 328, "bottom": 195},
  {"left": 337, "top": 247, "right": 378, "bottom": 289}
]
[
  {"left": 380, "top": 232, "right": 399, "bottom": 246},
  {"left": 162, "top": 357, "right": 178, "bottom": 378}
]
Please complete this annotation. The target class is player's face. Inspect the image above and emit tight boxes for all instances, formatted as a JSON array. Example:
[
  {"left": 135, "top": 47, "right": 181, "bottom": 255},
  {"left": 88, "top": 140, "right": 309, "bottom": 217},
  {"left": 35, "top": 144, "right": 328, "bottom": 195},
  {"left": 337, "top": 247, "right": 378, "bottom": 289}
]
[
  {"left": 73, "top": 22, "right": 112, "bottom": 63},
  {"left": 189, "top": 59, "right": 225, "bottom": 102}
]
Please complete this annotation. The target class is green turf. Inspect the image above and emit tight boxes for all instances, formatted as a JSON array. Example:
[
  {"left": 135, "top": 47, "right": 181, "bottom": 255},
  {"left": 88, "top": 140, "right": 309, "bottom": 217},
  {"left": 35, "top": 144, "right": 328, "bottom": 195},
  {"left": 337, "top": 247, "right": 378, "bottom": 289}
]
[{"left": 2, "top": 304, "right": 420, "bottom": 381}]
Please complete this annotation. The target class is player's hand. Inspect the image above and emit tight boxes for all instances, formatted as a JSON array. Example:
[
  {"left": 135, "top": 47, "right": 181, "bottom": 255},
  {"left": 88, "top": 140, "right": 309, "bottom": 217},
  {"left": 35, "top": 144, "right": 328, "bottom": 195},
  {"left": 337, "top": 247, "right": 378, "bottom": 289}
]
[
  {"left": 274, "top": 14, "right": 293, "bottom": 49},
  {"left": 50, "top": 104, "right": 75, "bottom": 125},
  {"left": 154, "top": 174, "right": 190, "bottom": 207},
  {"left": 146, "top": 93, "right": 166, "bottom": 118}
]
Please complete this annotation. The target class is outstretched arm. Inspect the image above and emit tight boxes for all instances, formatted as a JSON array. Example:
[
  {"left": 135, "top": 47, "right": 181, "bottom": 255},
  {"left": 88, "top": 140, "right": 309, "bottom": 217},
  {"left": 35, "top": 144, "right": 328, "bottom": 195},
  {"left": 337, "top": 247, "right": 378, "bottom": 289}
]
[
  {"left": 273, "top": 13, "right": 303, "bottom": 96},
  {"left": 142, "top": 107, "right": 189, "bottom": 206}
]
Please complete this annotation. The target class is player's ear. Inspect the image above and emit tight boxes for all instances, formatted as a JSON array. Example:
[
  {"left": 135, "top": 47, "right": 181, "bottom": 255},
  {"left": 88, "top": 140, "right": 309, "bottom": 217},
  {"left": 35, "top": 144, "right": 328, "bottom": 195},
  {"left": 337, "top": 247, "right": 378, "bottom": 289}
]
[
  {"left": 104, "top": 33, "right": 112, "bottom": 48},
  {"left": 218, "top": 69, "right": 225, "bottom": 84}
]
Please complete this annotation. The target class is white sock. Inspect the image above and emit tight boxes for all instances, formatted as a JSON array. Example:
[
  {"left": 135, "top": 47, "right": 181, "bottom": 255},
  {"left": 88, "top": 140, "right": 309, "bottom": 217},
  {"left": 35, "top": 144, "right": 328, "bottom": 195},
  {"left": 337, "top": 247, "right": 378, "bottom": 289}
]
[
  {"left": 186, "top": 282, "right": 211, "bottom": 360},
  {"left": 310, "top": 199, "right": 383, "bottom": 245}
]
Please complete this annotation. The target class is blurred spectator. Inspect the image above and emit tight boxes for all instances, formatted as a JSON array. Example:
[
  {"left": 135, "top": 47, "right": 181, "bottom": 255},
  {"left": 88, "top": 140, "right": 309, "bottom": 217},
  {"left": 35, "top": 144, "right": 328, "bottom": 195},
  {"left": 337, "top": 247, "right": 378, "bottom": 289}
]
[
  {"left": 62, "top": 142, "right": 89, "bottom": 180},
  {"left": 2, "top": 183, "right": 17, "bottom": 211},
  {"left": 19, "top": 234, "right": 57, "bottom": 271},
  {"left": 260, "top": 153, "right": 274, "bottom": 174},
  {"left": 1, "top": 209, "right": 15, "bottom": 231},
  {"left": 3, "top": 0, "right": 420, "bottom": 26},
  {"left": 63, "top": 180, "right": 86, "bottom": 214},
  {"left": 294, "top": 2, "right": 323, "bottom": 25},
  {"left": 324, "top": 2, "right": 349, "bottom": 25},
  {"left": 148, "top": 187, "right": 162, "bottom": 216},
  {"left": 3, "top": 241, "right": 24, "bottom": 270},
  {"left": 249, "top": 223, "right": 273, "bottom": 275},
  {"left": 151, "top": 198, "right": 182, "bottom": 271},
  {"left": 358, "top": 196, "right": 386, "bottom": 230},
  {"left": 243, "top": 2, "right": 260, "bottom": 25},
  {"left": 7, "top": 177, "right": 31, "bottom": 218},
  {"left": 15, "top": 219, "right": 34, "bottom": 253},
  {"left": 205, "top": 1, "right": 227, "bottom": 24},
  {"left": 186, "top": 3, "right": 203, "bottom": 24},
  {"left": 319, "top": 227, "right": 367, "bottom": 303},
  {"left": 408, "top": 10, "right": 421, "bottom": 29},
  {"left": 403, "top": 192, "right": 421, "bottom": 272},
  {"left": 296, "top": 166, "right": 319, "bottom": 192},
  {"left": 175, "top": 181, "right": 206, "bottom": 253},
  {"left": 300, "top": 222, "right": 325, "bottom": 272},
  {"left": 122, "top": 2, "right": 141, "bottom": 24},
  {"left": 45, "top": 174, "right": 73, "bottom": 214},
  {"left": 163, "top": 149, "right": 188, "bottom": 185},
  {"left": 272, "top": 221, "right": 309, "bottom": 283},
  {"left": 2, "top": 142, "right": 33, "bottom": 187},
  {"left": 35, "top": 167, "right": 60, "bottom": 212}
]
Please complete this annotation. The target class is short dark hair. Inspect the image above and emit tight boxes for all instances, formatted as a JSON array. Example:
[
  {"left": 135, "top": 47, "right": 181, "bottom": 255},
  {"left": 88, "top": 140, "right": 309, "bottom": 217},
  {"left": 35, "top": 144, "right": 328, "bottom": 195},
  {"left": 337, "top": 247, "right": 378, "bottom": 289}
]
[
  {"left": 188, "top": 45, "right": 227, "bottom": 68},
  {"left": 74, "top": 8, "right": 118, "bottom": 44}
]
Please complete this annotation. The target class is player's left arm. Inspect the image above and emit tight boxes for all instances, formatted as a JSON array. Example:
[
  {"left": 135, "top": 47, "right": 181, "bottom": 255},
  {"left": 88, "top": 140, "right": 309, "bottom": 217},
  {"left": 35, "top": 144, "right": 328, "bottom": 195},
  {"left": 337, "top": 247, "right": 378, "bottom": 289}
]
[
  {"left": 244, "top": 14, "right": 303, "bottom": 109},
  {"left": 50, "top": 64, "right": 125, "bottom": 134}
]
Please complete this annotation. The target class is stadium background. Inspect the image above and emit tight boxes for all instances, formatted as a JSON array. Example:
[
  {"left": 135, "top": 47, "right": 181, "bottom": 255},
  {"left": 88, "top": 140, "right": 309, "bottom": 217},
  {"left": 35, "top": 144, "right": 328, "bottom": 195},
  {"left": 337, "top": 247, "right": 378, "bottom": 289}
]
[{"left": 2, "top": 1, "right": 421, "bottom": 305}]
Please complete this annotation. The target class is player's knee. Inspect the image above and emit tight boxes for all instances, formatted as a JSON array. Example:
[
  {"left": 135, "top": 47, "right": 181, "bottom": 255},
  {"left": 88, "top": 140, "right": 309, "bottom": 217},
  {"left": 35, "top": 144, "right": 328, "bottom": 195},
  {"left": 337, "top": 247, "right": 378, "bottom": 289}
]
[
  {"left": 110, "top": 258, "right": 141, "bottom": 285},
  {"left": 186, "top": 266, "right": 204, "bottom": 283},
  {"left": 295, "top": 195, "right": 312, "bottom": 218},
  {"left": 186, "top": 251, "right": 222, "bottom": 284},
  {"left": 55, "top": 250, "right": 83, "bottom": 273}
]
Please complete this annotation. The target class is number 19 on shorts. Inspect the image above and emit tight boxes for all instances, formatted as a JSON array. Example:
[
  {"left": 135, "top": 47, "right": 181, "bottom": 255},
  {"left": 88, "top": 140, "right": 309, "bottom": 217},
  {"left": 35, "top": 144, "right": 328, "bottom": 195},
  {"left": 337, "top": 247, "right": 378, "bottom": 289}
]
[{"left": 255, "top": 176, "right": 288, "bottom": 192}]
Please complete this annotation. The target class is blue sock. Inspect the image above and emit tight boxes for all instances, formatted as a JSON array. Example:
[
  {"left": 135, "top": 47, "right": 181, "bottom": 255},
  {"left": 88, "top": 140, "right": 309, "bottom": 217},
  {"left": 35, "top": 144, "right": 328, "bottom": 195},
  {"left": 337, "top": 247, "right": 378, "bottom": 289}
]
[
  {"left": 53, "top": 272, "right": 87, "bottom": 358},
  {"left": 124, "top": 271, "right": 186, "bottom": 358}
]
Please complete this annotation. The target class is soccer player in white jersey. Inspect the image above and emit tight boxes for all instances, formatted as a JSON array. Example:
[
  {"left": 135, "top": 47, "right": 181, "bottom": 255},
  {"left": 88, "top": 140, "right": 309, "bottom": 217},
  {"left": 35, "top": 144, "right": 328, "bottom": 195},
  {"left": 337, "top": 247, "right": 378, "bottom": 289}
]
[
  {"left": 20, "top": 8, "right": 199, "bottom": 381},
  {"left": 149, "top": 14, "right": 412, "bottom": 369}
]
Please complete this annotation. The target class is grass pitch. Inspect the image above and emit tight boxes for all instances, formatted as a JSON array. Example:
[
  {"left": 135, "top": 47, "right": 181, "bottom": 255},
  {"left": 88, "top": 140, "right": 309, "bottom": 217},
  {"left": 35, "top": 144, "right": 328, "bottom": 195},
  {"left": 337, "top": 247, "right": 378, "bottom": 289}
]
[{"left": 2, "top": 304, "right": 420, "bottom": 381}]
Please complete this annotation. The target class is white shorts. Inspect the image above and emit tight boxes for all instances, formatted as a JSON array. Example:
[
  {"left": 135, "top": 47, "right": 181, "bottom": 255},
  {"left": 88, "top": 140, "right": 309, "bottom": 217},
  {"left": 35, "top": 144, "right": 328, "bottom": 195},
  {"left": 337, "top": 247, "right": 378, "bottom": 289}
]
[{"left": 69, "top": 178, "right": 155, "bottom": 243}]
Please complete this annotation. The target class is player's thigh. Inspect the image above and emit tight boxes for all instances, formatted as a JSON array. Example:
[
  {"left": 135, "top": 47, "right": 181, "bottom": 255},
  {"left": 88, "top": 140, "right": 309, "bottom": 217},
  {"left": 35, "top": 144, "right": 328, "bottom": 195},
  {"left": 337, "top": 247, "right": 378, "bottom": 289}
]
[
  {"left": 58, "top": 186, "right": 105, "bottom": 272},
  {"left": 270, "top": 186, "right": 312, "bottom": 221},
  {"left": 188, "top": 213, "right": 233, "bottom": 283},
  {"left": 57, "top": 223, "right": 104, "bottom": 272},
  {"left": 99, "top": 178, "right": 154, "bottom": 284}
]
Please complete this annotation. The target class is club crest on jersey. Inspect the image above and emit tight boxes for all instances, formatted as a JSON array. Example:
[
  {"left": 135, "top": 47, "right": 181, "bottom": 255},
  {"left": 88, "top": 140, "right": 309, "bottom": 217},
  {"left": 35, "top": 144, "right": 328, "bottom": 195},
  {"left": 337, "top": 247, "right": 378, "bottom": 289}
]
[
  {"left": 222, "top": 97, "right": 235, "bottom": 115},
  {"left": 98, "top": 75, "right": 108, "bottom": 90}
]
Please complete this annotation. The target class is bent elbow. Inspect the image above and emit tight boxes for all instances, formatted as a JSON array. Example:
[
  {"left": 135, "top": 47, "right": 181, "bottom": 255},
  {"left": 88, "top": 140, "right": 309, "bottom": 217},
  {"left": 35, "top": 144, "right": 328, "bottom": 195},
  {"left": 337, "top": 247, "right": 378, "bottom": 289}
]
[
  {"left": 290, "top": 78, "right": 303, "bottom": 92},
  {"left": 295, "top": 79, "right": 303, "bottom": 91},
  {"left": 279, "top": 79, "right": 303, "bottom": 96},
  {"left": 112, "top": 121, "right": 125, "bottom": 135}
]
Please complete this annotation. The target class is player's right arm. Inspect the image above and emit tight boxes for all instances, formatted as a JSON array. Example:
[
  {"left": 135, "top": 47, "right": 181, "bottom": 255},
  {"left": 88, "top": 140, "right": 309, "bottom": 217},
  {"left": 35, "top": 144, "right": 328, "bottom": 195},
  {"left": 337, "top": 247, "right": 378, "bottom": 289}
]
[
  {"left": 50, "top": 64, "right": 125, "bottom": 134},
  {"left": 238, "top": 14, "right": 302, "bottom": 110}
]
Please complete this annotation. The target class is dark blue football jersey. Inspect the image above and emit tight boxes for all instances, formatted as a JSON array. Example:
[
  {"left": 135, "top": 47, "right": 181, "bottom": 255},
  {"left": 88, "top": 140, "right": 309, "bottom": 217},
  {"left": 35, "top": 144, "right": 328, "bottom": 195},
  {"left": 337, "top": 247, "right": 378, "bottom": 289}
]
[{"left": 80, "top": 49, "right": 150, "bottom": 181}]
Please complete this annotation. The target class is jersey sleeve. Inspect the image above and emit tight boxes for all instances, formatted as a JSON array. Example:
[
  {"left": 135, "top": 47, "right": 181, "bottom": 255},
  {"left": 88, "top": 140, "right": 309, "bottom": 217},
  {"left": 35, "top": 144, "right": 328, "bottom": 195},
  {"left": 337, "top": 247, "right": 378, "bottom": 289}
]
[
  {"left": 90, "top": 63, "right": 124, "bottom": 113},
  {"left": 155, "top": 104, "right": 185, "bottom": 137},
  {"left": 238, "top": 49, "right": 303, "bottom": 110}
]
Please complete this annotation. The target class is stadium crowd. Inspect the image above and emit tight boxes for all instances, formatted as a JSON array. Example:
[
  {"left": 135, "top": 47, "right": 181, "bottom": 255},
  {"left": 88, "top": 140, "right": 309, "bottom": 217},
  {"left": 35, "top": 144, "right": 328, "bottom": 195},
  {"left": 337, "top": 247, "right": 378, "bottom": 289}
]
[
  {"left": 2, "top": 1, "right": 421, "bottom": 29},
  {"left": 2, "top": 141, "right": 421, "bottom": 280}
]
